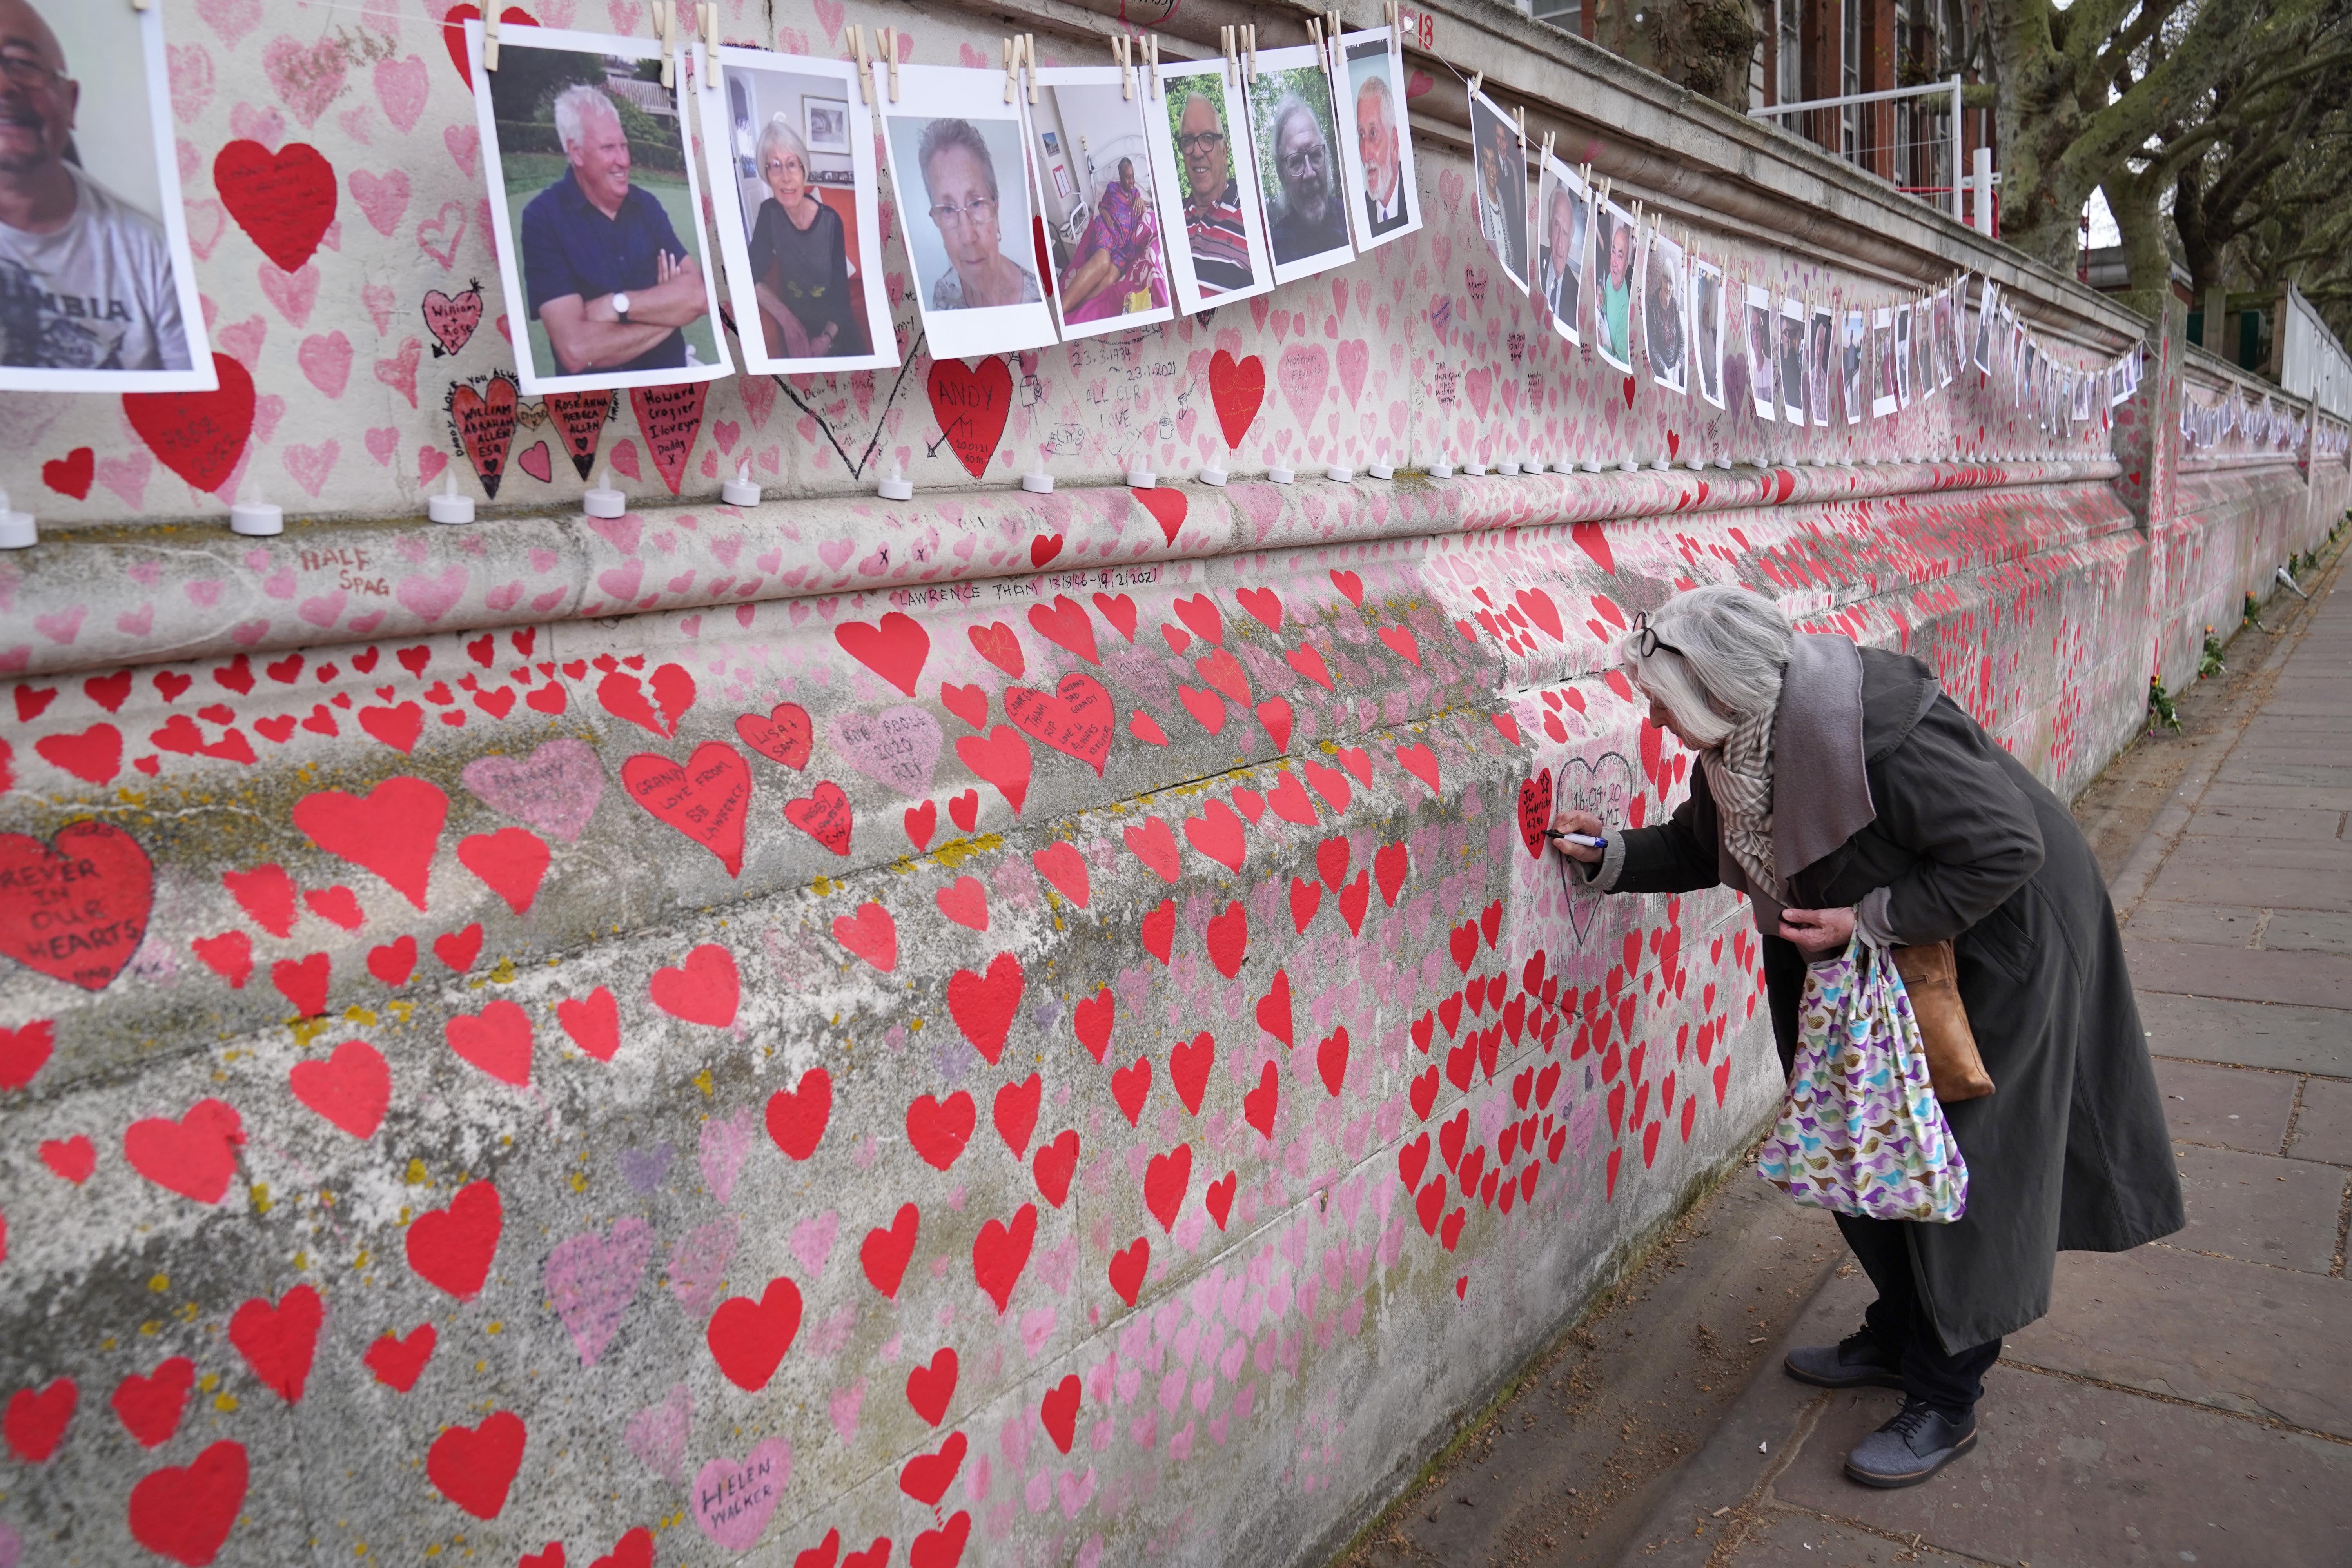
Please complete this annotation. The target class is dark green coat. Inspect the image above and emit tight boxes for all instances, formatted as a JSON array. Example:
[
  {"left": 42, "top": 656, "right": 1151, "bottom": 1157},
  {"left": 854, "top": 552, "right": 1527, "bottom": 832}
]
[{"left": 1613, "top": 647, "right": 2185, "bottom": 1351}]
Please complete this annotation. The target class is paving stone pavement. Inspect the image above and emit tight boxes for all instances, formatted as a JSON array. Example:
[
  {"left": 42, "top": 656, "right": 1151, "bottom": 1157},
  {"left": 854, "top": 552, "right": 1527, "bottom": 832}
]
[{"left": 1611, "top": 539, "right": 2352, "bottom": 1568}]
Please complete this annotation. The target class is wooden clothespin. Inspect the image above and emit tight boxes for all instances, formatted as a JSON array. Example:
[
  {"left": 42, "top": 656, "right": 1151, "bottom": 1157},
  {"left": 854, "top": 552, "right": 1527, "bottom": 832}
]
[
  {"left": 1115, "top": 35, "right": 1133, "bottom": 99},
  {"left": 652, "top": 2, "right": 675, "bottom": 89},
  {"left": 1243, "top": 25, "right": 1258, "bottom": 82},
  {"left": 1539, "top": 130, "right": 1555, "bottom": 167},
  {"left": 1514, "top": 107, "right": 1526, "bottom": 146},
  {"left": 1143, "top": 35, "right": 1159, "bottom": 99},
  {"left": 483, "top": 3, "right": 503, "bottom": 70},
  {"left": 1327, "top": 10, "right": 1345, "bottom": 58},
  {"left": 1306, "top": 16, "right": 1325, "bottom": 71},
  {"left": 131, "top": 0, "right": 153, "bottom": 11},
  {"left": 880, "top": 27, "right": 900, "bottom": 101},
  {"left": 1221, "top": 25, "right": 1236, "bottom": 83},
  {"left": 851, "top": 26, "right": 871, "bottom": 104},
  {"left": 1025, "top": 35, "right": 1039, "bottom": 104},
  {"left": 1387, "top": 1, "right": 1403, "bottom": 44},
  {"left": 1003, "top": 36, "right": 1020, "bottom": 103},
  {"left": 699, "top": 3, "right": 716, "bottom": 45},
  {"left": 1467, "top": 72, "right": 1483, "bottom": 100}
]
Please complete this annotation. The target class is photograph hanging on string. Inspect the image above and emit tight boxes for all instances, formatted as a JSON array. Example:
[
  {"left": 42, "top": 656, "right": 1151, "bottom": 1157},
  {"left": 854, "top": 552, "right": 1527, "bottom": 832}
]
[
  {"left": 1641, "top": 228, "right": 1687, "bottom": 396},
  {"left": 1808, "top": 306, "right": 1834, "bottom": 426},
  {"left": 1144, "top": 57, "right": 1274, "bottom": 314},
  {"left": 1871, "top": 306, "right": 1897, "bottom": 418},
  {"left": 1777, "top": 297, "right": 1806, "bottom": 425},
  {"left": 1593, "top": 198, "right": 1640, "bottom": 372},
  {"left": 1916, "top": 290, "right": 1941, "bottom": 400},
  {"left": 1893, "top": 301, "right": 1914, "bottom": 408},
  {"left": 0, "top": 0, "right": 212, "bottom": 392},
  {"left": 1691, "top": 257, "right": 1726, "bottom": 409},
  {"left": 1249, "top": 45, "right": 1357, "bottom": 285},
  {"left": 1335, "top": 30, "right": 1418, "bottom": 251},
  {"left": 1972, "top": 277, "right": 1997, "bottom": 374},
  {"left": 1842, "top": 309, "right": 1865, "bottom": 424},
  {"left": 1937, "top": 286, "right": 1961, "bottom": 387},
  {"left": 876, "top": 62, "right": 1060, "bottom": 360},
  {"left": 698, "top": 47, "right": 896, "bottom": 375},
  {"left": 1532, "top": 152, "right": 1588, "bottom": 345},
  {"left": 473, "top": 22, "right": 732, "bottom": 394},
  {"left": 1024, "top": 66, "right": 1174, "bottom": 340},
  {"left": 1466, "top": 84, "right": 1529, "bottom": 293},
  {"left": 1745, "top": 284, "right": 1777, "bottom": 421}
]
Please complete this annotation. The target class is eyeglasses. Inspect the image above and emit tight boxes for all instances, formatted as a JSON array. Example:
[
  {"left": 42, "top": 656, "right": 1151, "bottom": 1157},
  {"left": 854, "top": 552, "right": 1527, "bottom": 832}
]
[
  {"left": 1177, "top": 131, "right": 1226, "bottom": 157},
  {"left": 928, "top": 196, "right": 997, "bottom": 230},
  {"left": 0, "top": 52, "right": 66, "bottom": 92},
  {"left": 1281, "top": 145, "right": 1328, "bottom": 175},
  {"left": 1630, "top": 610, "right": 1684, "bottom": 660}
]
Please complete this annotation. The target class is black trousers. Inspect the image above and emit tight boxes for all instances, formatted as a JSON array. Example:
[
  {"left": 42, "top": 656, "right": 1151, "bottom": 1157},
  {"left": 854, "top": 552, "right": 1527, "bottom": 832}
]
[{"left": 1836, "top": 1213, "right": 2002, "bottom": 1417}]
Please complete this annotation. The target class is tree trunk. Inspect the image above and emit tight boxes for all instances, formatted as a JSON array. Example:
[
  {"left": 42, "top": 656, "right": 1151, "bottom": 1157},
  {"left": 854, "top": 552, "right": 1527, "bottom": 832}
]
[
  {"left": 1988, "top": 0, "right": 2089, "bottom": 272},
  {"left": 2103, "top": 172, "right": 2176, "bottom": 324}
]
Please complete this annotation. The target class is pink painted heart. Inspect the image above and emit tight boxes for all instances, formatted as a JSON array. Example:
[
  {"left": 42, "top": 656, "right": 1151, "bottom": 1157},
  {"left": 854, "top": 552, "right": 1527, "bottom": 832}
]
[
  {"left": 461, "top": 739, "right": 606, "bottom": 841},
  {"left": 261, "top": 36, "right": 348, "bottom": 127},
  {"left": 698, "top": 1106, "right": 755, "bottom": 1203},
  {"left": 373, "top": 54, "right": 430, "bottom": 134},
  {"left": 517, "top": 441, "right": 554, "bottom": 483},
  {"left": 827, "top": 704, "right": 942, "bottom": 797},
  {"left": 543, "top": 1217, "right": 651, "bottom": 1367},
  {"left": 625, "top": 1383, "right": 692, "bottom": 1484},
  {"left": 690, "top": 1437, "right": 791, "bottom": 1551}
]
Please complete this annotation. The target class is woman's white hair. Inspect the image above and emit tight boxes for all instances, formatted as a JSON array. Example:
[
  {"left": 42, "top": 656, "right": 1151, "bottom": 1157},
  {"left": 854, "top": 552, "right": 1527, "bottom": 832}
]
[
  {"left": 756, "top": 115, "right": 809, "bottom": 179},
  {"left": 1619, "top": 584, "right": 1793, "bottom": 748},
  {"left": 552, "top": 84, "right": 620, "bottom": 156}
]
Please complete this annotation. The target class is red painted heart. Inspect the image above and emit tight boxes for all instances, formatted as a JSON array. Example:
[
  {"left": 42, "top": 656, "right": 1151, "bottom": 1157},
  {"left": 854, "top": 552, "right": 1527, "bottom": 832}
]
[
  {"left": 929, "top": 357, "right": 1013, "bottom": 478},
  {"left": 123, "top": 354, "right": 257, "bottom": 498},
  {"left": 0, "top": 820, "right": 154, "bottom": 992}
]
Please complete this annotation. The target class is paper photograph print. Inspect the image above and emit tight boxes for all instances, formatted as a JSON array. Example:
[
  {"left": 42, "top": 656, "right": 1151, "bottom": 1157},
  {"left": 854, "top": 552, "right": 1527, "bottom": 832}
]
[
  {"left": 1919, "top": 289, "right": 1944, "bottom": 398},
  {"left": 1593, "top": 200, "right": 1640, "bottom": 372},
  {"left": 877, "top": 64, "right": 1058, "bottom": 361},
  {"left": 1939, "top": 285, "right": 1963, "bottom": 387},
  {"left": 1145, "top": 58, "right": 1273, "bottom": 313},
  {"left": 1248, "top": 46, "right": 1357, "bottom": 285},
  {"left": 473, "top": 23, "right": 731, "bottom": 395},
  {"left": 1871, "top": 307, "right": 1897, "bottom": 417},
  {"left": 1026, "top": 67, "right": 1173, "bottom": 339},
  {"left": 1337, "top": 31, "right": 1417, "bottom": 251},
  {"left": 699, "top": 48, "right": 894, "bottom": 375},
  {"left": 1972, "top": 278, "right": 1996, "bottom": 373},
  {"left": 1532, "top": 155, "right": 1588, "bottom": 344},
  {"left": 1691, "top": 258, "right": 1726, "bottom": 409},
  {"left": 1641, "top": 230, "right": 1688, "bottom": 395},
  {"left": 1744, "top": 285, "right": 1776, "bottom": 421},
  {"left": 1776, "top": 298, "right": 1805, "bottom": 425},
  {"left": 1807, "top": 307, "right": 1834, "bottom": 426},
  {"left": 1893, "top": 302, "right": 1914, "bottom": 408},
  {"left": 0, "top": 1, "right": 211, "bottom": 392},
  {"left": 1467, "top": 86, "right": 1529, "bottom": 292},
  {"left": 1842, "top": 310, "right": 1865, "bottom": 425}
]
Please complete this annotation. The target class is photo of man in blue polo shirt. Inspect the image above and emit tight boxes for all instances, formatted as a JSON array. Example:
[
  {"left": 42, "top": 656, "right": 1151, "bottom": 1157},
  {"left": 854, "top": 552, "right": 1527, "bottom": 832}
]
[{"left": 518, "top": 82, "right": 709, "bottom": 378}]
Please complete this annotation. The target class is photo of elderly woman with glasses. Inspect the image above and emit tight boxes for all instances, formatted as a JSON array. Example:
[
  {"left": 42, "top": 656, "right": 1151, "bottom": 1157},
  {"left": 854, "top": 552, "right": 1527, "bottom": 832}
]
[
  {"left": 744, "top": 114, "right": 869, "bottom": 360},
  {"left": 878, "top": 67, "right": 1060, "bottom": 357}
]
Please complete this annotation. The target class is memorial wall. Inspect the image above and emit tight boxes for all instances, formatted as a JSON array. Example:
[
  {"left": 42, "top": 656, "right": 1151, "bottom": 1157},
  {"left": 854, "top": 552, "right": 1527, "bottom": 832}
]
[{"left": 0, "top": 2, "right": 2344, "bottom": 1566}]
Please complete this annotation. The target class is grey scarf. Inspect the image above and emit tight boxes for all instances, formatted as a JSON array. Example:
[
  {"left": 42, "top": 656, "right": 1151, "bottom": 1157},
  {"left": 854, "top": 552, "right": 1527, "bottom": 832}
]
[{"left": 1704, "top": 633, "right": 1877, "bottom": 923}]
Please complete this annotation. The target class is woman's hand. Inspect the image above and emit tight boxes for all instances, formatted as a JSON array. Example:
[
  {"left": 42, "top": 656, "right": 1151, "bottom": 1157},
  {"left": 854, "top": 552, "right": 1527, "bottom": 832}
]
[
  {"left": 1549, "top": 807, "right": 1606, "bottom": 864},
  {"left": 1777, "top": 906, "right": 1856, "bottom": 957}
]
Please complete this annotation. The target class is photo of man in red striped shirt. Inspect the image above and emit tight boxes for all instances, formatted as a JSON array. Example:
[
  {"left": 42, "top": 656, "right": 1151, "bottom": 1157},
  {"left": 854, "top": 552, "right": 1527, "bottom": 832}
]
[{"left": 1175, "top": 88, "right": 1254, "bottom": 296}]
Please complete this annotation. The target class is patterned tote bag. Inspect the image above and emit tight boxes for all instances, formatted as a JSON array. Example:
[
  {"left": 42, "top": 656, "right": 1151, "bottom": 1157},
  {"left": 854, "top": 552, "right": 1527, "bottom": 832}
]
[{"left": 1755, "top": 942, "right": 1970, "bottom": 1223}]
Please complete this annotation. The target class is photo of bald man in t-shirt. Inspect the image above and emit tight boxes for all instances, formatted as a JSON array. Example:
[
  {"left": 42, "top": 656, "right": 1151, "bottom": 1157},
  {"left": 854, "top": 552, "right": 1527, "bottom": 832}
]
[{"left": 0, "top": 0, "right": 189, "bottom": 375}]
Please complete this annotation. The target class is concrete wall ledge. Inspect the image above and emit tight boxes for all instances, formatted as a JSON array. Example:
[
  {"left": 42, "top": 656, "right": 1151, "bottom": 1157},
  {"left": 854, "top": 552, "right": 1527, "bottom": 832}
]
[{"left": 0, "top": 460, "right": 2123, "bottom": 682}]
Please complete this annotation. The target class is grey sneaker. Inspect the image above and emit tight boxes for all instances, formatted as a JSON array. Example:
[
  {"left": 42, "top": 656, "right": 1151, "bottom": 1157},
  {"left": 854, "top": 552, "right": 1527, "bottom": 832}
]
[
  {"left": 1843, "top": 1398, "right": 1978, "bottom": 1488},
  {"left": 1783, "top": 1331, "right": 1904, "bottom": 1391}
]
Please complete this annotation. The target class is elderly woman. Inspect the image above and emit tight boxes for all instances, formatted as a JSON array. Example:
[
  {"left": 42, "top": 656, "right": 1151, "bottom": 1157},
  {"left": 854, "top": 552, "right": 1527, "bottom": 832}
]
[
  {"left": 748, "top": 116, "right": 867, "bottom": 360},
  {"left": 1598, "top": 214, "right": 1635, "bottom": 364},
  {"left": 1058, "top": 158, "right": 1166, "bottom": 324},
  {"left": 1553, "top": 585, "right": 2182, "bottom": 1489},
  {"left": 917, "top": 118, "right": 1041, "bottom": 310}
]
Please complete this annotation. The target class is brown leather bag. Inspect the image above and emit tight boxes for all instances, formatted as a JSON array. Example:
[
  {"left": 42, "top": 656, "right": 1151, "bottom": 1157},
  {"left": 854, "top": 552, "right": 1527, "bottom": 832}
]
[{"left": 1891, "top": 940, "right": 1995, "bottom": 1102}]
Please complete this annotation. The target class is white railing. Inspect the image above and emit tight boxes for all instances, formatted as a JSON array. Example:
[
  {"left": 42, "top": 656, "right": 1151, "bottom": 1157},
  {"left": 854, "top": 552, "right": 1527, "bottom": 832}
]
[{"left": 1752, "top": 76, "right": 1990, "bottom": 233}]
